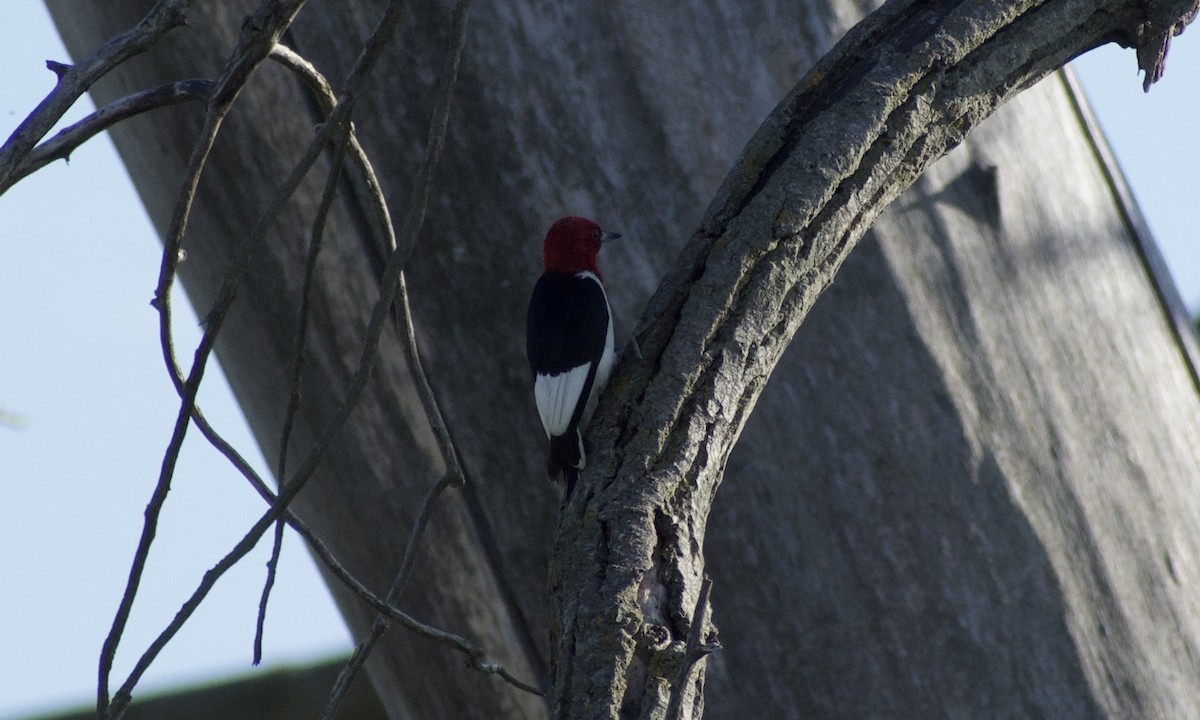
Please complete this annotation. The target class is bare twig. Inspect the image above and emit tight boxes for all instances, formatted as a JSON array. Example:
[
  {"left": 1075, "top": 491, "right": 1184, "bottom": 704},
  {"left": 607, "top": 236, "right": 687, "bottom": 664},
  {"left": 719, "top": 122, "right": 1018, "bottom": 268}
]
[
  {"left": 152, "top": 0, "right": 311, "bottom": 394},
  {"left": 281, "top": 14, "right": 534, "bottom": 701},
  {"left": 393, "top": 274, "right": 465, "bottom": 484},
  {"left": 253, "top": 101, "right": 355, "bottom": 668},
  {"left": 100, "top": 2, "right": 310, "bottom": 716},
  {"left": 102, "top": 0, "right": 486, "bottom": 713},
  {"left": 320, "top": 474, "right": 457, "bottom": 720},
  {"left": 5, "top": 80, "right": 214, "bottom": 188},
  {"left": 253, "top": 517, "right": 287, "bottom": 666},
  {"left": 182, "top": 402, "right": 538, "bottom": 696},
  {"left": 167, "top": 136, "right": 543, "bottom": 700},
  {"left": 270, "top": 41, "right": 467, "bottom": 487},
  {"left": 107, "top": 152, "right": 482, "bottom": 715},
  {"left": 269, "top": 45, "right": 391, "bottom": 240},
  {"left": 277, "top": 108, "right": 351, "bottom": 494},
  {"left": 0, "top": 0, "right": 194, "bottom": 192},
  {"left": 48, "top": 0, "right": 514, "bottom": 711},
  {"left": 321, "top": 1, "right": 476, "bottom": 714}
]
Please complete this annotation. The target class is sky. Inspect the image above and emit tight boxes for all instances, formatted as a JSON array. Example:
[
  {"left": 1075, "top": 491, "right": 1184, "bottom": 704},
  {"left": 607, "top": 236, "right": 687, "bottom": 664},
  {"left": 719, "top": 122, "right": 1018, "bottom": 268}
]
[{"left": 0, "top": 5, "right": 1197, "bottom": 720}]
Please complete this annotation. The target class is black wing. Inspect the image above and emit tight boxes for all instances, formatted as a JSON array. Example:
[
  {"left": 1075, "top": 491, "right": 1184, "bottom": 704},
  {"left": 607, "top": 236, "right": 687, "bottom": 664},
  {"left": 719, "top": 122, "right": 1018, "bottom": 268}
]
[{"left": 525, "top": 272, "right": 610, "bottom": 377}]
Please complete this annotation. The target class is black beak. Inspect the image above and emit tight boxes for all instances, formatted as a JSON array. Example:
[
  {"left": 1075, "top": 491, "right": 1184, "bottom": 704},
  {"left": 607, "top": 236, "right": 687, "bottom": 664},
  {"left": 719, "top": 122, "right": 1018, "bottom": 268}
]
[{"left": 601, "top": 230, "right": 621, "bottom": 243}]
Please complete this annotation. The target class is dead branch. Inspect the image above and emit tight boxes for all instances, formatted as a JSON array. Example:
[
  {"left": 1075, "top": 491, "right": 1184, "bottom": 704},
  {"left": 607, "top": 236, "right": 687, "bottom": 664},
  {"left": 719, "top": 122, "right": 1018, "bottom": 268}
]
[{"left": 0, "top": 0, "right": 194, "bottom": 190}]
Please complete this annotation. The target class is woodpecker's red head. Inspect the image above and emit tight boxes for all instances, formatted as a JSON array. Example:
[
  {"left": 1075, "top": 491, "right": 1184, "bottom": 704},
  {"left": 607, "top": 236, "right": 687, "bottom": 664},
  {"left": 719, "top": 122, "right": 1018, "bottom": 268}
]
[{"left": 542, "top": 216, "right": 620, "bottom": 278}]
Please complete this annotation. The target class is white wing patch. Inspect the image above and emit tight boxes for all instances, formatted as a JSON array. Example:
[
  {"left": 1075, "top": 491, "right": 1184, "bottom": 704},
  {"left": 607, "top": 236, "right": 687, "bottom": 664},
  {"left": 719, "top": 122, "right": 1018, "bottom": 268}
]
[
  {"left": 534, "top": 364, "right": 592, "bottom": 437},
  {"left": 586, "top": 310, "right": 615, "bottom": 423}
]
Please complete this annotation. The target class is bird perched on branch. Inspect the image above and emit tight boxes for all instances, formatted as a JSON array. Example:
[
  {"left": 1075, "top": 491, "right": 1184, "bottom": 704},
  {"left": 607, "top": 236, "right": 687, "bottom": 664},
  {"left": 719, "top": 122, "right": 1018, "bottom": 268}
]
[{"left": 526, "top": 216, "right": 620, "bottom": 498}]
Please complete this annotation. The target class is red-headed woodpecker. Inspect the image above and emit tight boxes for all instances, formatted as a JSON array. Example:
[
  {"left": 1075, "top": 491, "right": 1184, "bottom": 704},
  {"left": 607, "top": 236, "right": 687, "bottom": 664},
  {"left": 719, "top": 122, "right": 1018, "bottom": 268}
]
[{"left": 526, "top": 216, "right": 620, "bottom": 496}]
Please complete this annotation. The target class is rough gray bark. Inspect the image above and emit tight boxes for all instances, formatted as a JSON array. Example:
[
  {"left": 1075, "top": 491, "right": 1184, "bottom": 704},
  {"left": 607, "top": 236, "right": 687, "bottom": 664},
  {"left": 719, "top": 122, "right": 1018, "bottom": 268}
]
[
  {"left": 39, "top": 0, "right": 1200, "bottom": 719},
  {"left": 548, "top": 1, "right": 1200, "bottom": 717}
]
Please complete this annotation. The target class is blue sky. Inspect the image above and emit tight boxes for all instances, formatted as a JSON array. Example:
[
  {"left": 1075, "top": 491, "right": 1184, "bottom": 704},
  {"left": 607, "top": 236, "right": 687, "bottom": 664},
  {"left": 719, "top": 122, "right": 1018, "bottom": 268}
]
[{"left": 1, "top": 5, "right": 1196, "bottom": 719}]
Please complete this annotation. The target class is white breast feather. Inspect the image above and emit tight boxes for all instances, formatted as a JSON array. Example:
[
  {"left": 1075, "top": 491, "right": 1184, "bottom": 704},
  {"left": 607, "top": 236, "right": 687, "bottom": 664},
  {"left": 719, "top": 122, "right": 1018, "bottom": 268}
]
[{"left": 584, "top": 307, "right": 615, "bottom": 425}]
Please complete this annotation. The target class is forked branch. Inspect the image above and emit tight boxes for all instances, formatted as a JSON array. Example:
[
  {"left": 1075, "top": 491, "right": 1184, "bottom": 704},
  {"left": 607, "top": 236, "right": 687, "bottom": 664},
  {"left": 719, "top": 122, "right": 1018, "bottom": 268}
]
[
  {"left": 2, "top": 79, "right": 213, "bottom": 191},
  {"left": 0, "top": 0, "right": 194, "bottom": 190}
]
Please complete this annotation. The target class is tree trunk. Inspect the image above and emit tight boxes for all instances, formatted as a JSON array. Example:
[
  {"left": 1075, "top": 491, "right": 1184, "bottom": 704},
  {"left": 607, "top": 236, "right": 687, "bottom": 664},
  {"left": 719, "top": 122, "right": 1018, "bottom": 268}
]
[{"left": 44, "top": 1, "right": 1200, "bottom": 718}]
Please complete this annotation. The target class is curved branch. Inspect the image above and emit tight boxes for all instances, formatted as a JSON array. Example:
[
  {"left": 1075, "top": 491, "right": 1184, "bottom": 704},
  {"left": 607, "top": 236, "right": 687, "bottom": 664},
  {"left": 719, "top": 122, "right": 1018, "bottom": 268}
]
[
  {"left": 253, "top": 92, "right": 353, "bottom": 668},
  {"left": 185, "top": 402, "right": 543, "bottom": 698},
  {"left": 99, "top": 2, "right": 310, "bottom": 715},
  {"left": 550, "top": 0, "right": 1199, "bottom": 716},
  {"left": 103, "top": 0, "right": 493, "bottom": 713},
  {"left": 0, "top": 0, "right": 193, "bottom": 190},
  {"left": 2, "top": 80, "right": 213, "bottom": 191},
  {"left": 317, "top": 3, "right": 480, "bottom": 714},
  {"left": 271, "top": 42, "right": 470, "bottom": 487}
]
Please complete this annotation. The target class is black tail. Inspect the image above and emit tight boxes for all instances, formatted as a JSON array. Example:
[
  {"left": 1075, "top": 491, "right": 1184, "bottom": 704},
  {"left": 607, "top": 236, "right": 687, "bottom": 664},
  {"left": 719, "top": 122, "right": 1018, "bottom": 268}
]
[
  {"left": 548, "top": 429, "right": 584, "bottom": 499},
  {"left": 547, "top": 453, "right": 580, "bottom": 501},
  {"left": 562, "top": 465, "right": 579, "bottom": 500}
]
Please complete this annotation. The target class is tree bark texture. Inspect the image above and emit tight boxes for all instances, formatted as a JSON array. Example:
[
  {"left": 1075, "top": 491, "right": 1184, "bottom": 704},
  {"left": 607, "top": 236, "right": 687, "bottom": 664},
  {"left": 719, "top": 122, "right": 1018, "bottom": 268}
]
[
  {"left": 43, "top": 1, "right": 1200, "bottom": 719},
  {"left": 550, "top": 2, "right": 1200, "bottom": 716}
]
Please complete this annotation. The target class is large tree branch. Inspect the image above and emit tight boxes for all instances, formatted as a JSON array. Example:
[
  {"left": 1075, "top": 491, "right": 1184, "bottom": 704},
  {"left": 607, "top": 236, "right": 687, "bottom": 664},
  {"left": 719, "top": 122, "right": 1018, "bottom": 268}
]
[{"left": 550, "top": 0, "right": 1198, "bottom": 716}]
